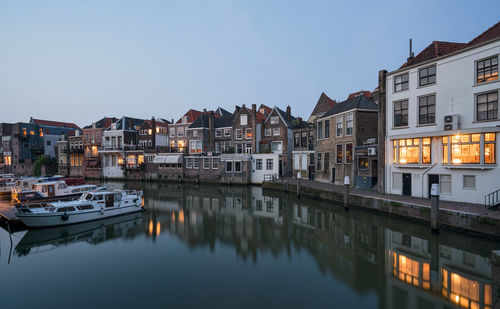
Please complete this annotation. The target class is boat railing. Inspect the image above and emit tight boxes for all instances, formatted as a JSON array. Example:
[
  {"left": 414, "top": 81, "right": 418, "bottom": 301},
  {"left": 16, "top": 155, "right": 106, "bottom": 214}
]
[
  {"left": 123, "top": 190, "right": 143, "bottom": 197},
  {"left": 16, "top": 202, "right": 57, "bottom": 213}
]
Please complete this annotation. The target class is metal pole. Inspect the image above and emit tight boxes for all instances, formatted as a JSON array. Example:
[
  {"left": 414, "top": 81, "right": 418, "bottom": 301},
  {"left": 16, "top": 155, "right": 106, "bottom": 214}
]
[
  {"left": 297, "top": 173, "right": 301, "bottom": 198},
  {"left": 430, "top": 183, "right": 440, "bottom": 233},
  {"left": 344, "top": 176, "right": 350, "bottom": 210}
]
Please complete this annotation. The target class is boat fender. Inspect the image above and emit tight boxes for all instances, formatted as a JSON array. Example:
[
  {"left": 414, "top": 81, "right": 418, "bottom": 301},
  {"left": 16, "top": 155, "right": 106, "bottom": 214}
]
[
  {"left": 61, "top": 213, "right": 69, "bottom": 221},
  {"left": 100, "top": 208, "right": 105, "bottom": 215}
]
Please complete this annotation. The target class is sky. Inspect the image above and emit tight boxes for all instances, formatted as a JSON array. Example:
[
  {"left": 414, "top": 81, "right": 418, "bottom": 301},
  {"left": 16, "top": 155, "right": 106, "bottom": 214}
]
[{"left": 0, "top": 0, "right": 499, "bottom": 127}]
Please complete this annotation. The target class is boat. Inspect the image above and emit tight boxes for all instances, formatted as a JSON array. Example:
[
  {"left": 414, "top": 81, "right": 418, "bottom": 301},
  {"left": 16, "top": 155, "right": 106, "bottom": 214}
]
[
  {"left": 12, "top": 180, "right": 103, "bottom": 201},
  {"left": 15, "top": 189, "right": 145, "bottom": 228},
  {"left": 0, "top": 174, "right": 16, "bottom": 197}
]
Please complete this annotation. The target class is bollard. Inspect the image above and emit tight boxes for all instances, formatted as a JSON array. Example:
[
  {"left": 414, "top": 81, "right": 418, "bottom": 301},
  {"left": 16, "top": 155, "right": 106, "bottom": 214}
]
[
  {"left": 430, "top": 183, "right": 440, "bottom": 233},
  {"left": 297, "top": 172, "right": 301, "bottom": 198},
  {"left": 493, "top": 250, "right": 500, "bottom": 309},
  {"left": 344, "top": 176, "right": 350, "bottom": 210}
]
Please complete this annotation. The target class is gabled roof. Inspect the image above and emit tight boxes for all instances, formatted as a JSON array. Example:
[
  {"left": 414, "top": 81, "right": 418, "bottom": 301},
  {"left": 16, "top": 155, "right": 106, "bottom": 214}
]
[
  {"left": 83, "top": 117, "right": 118, "bottom": 129},
  {"left": 189, "top": 113, "right": 219, "bottom": 129},
  {"left": 141, "top": 119, "right": 169, "bottom": 129},
  {"left": 309, "top": 92, "right": 336, "bottom": 121},
  {"left": 400, "top": 41, "right": 466, "bottom": 69},
  {"left": 30, "top": 117, "right": 80, "bottom": 130},
  {"left": 347, "top": 91, "right": 372, "bottom": 100},
  {"left": 466, "top": 20, "right": 500, "bottom": 47},
  {"left": 107, "top": 116, "right": 145, "bottom": 131},
  {"left": 269, "top": 107, "right": 297, "bottom": 128},
  {"left": 215, "top": 107, "right": 233, "bottom": 117},
  {"left": 398, "top": 21, "right": 500, "bottom": 70},
  {"left": 258, "top": 104, "right": 272, "bottom": 116},
  {"left": 319, "top": 95, "right": 378, "bottom": 120},
  {"left": 175, "top": 109, "right": 203, "bottom": 124}
]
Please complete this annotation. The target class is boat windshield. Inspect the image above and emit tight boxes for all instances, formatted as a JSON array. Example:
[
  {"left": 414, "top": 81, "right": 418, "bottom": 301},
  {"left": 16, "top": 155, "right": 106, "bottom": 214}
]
[{"left": 81, "top": 193, "right": 94, "bottom": 201}]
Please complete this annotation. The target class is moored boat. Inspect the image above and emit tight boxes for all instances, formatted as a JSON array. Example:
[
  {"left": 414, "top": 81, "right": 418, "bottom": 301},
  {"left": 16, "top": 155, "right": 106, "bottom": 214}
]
[{"left": 16, "top": 189, "right": 144, "bottom": 228}]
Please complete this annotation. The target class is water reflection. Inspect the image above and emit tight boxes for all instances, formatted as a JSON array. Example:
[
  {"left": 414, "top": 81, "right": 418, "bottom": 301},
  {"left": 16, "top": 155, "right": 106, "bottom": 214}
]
[{"left": 1, "top": 182, "right": 496, "bottom": 309}]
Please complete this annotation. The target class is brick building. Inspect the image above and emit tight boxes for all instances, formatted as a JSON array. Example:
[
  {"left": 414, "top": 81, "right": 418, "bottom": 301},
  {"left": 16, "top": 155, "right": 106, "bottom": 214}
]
[
  {"left": 232, "top": 104, "right": 265, "bottom": 154},
  {"left": 169, "top": 109, "right": 202, "bottom": 153},
  {"left": 82, "top": 117, "right": 117, "bottom": 178}
]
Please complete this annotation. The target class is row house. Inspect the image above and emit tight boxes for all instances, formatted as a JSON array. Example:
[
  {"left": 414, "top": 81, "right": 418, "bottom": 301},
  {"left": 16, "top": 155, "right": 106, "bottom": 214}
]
[
  {"left": 82, "top": 117, "right": 117, "bottom": 178},
  {"left": 100, "top": 116, "right": 145, "bottom": 179},
  {"left": 292, "top": 92, "right": 336, "bottom": 180},
  {"left": 315, "top": 93, "right": 378, "bottom": 186},
  {"left": 138, "top": 118, "right": 170, "bottom": 164},
  {"left": 1, "top": 119, "right": 79, "bottom": 175},
  {"left": 57, "top": 131, "right": 84, "bottom": 177},
  {"left": 232, "top": 104, "right": 265, "bottom": 154},
  {"left": 214, "top": 107, "right": 234, "bottom": 154},
  {"left": 381, "top": 21, "right": 500, "bottom": 204},
  {"left": 169, "top": 109, "right": 202, "bottom": 153}
]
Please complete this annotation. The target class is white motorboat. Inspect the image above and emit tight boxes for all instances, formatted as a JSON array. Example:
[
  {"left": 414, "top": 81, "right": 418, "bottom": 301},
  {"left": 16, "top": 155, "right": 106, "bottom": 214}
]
[
  {"left": 16, "top": 190, "right": 144, "bottom": 228},
  {"left": 0, "top": 176, "right": 16, "bottom": 196}
]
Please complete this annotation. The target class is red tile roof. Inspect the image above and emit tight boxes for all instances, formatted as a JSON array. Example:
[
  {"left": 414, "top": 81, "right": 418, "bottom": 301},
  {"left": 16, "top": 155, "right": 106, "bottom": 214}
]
[
  {"left": 466, "top": 20, "right": 500, "bottom": 47},
  {"left": 175, "top": 109, "right": 203, "bottom": 124},
  {"left": 347, "top": 91, "right": 373, "bottom": 100},
  {"left": 258, "top": 104, "right": 272, "bottom": 115},
  {"left": 256, "top": 111, "right": 266, "bottom": 123},
  {"left": 400, "top": 41, "right": 466, "bottom": 68},
  {"left": 30, "top": 118, "right": 80, "bottom": 129}
]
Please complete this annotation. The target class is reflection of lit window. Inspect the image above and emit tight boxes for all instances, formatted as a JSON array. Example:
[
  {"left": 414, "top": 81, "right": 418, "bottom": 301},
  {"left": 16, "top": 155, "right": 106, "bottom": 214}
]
[
  {"left": 117, "top": 156, "right": 124, "bottom": 165},
  {"left": 389, "top": 250, "right": 430, "bottom": 290},
  {"left": 138, "top": 155, "right": 144, "bottom": 165},
  {"left": 441, "top": 269, "right": 490, "bottom": 309}
]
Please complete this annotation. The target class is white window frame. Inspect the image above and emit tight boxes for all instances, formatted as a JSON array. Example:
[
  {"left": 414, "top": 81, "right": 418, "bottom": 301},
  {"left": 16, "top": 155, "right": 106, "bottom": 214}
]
[
  {"left": 236, "top": 129, "right": 243, "bottom": 140},
  {"left": 240, "top": 115, "right": 248, "bottom": 126},
  {"left": 215, "top": 129, "right": 222, "bottom": 138},
  {"left": 212, "top": 158, "right": 219, "bottom": 169},
  {"left": 186, "top": 158, "right": 193, "bottom": 169},
  {"left": 203, "top": 158, "right": 210, "bottom": 169},
  {"left": 265, "top": 128, "right": 271, "bottom": 136},
  {"left": 273, "top": 128, "right": 280, "bottom": 136}
]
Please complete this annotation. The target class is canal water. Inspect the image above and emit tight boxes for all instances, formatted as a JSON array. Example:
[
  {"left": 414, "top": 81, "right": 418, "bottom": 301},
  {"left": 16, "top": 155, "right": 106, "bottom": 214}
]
[{"left": 0, "top": 182, "right": 496, "bottom": 309}]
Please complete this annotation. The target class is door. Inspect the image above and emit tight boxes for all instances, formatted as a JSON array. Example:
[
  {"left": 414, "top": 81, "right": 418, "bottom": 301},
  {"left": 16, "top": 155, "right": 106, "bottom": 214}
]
[
  {"left": 279, "top": 160, "right": 283, "bottom": 177},
  {"left": 331, "top": 168, "right": 336, "bottom": 183},
  {"left": 402, "top": 173, "right": 412, "bottom": 196},
  {"left": 371, "top": 160, "right": 378, "bottom": 187},
  {"left": 428, "top": 174, "right": 439, "bottom": 198},
  {"left": 48, "top": 185, "right": 55, "bottom": 197},
  {"left": 308, "top": 166, "right": 314, "bottom": 180}
]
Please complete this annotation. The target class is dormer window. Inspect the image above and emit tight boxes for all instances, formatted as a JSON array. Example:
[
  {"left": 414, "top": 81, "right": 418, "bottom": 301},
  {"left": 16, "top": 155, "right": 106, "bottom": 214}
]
[
  {"left": 270, "top": 116, "right": 279, "bottom": 125},
  {"left": 182, "top": 116, "right": 188, "bottom": 124}
]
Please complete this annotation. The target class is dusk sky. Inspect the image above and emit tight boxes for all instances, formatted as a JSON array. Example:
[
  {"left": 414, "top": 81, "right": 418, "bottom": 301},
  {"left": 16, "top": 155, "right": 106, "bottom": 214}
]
[{"left": 1, "top": 0, "right": 499, "bottom": 127}]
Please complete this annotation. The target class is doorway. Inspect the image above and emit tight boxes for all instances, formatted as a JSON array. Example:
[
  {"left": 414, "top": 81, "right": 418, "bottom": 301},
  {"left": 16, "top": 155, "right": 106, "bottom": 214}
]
[
  {"left": 48, "top": 185, "right": 55, "bottom": 197},
  {"left": 428, "top": 174, "right": 439, "bottom": 198},
  {"left": 402, "top": 173, "right": 411, "bottom": 196},
  {"left": 331, "top": 167, "right": 336, "bottom": 183}
]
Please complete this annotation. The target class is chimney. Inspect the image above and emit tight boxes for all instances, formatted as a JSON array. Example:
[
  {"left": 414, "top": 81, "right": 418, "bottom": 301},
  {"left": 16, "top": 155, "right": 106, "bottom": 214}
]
[
  {"left": 252, "top": 104, "right": 256, "bottom": 113},
  {"left": 92, "top": 122, "right": 96, "bottom": 129},
  {"left": 151, "top": 117, "right": 156, "bottom": 149},
  {"left": 203, "top": 108, "right": 207, "bottom": 113},
  {"left": 208, "top": 111, "right": 215, "bottom": 152},
  {"left": 298, "top": 117, "right": 302, "bottom": 123},
  {"left": 235, "top": 106, "right": 240, "bottom": 114},
  {"left": 286, "top": 105, "right": 291, "bottom": 122},
  {"left": 171, "top": 118, "right": 174, "bottom": 124},
  {"left": 407, "top": 38, "right": 414, "bottom": 61}
]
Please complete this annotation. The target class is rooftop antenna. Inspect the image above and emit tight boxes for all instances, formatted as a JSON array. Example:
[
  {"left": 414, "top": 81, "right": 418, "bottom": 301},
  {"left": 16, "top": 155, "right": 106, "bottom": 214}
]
[{"left": 408, "top": 38, "right": 414, "bottom": 60}]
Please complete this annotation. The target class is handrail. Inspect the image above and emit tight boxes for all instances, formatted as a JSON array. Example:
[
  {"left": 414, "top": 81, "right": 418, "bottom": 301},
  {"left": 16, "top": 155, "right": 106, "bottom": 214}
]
[{"left": 485, "top": 188, "right": 500, "bottom": 209}]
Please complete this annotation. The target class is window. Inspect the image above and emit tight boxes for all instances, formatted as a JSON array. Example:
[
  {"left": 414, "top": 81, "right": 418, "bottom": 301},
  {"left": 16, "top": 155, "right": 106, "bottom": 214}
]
[
  {"left": 271, "top": 141, "right": 282, "bottom": 153},
  {"left": 440, "top": 175, "right": 451, "bottom": 194},
  {"left": 317, "top": 122, "right": 323, "bottom": 139},
  {"left": 324, "top": 152, "right": 329, "bottom": 172},
  {"left": 346, "top": 113, "right": 353, "bottom": 135},
  {"left": 91, "top": 146, "right": 98, "bottom": 157},
  {"left": 256, "top": 159, "right": 263, "bottom": 170},
  {"left": 394, "top": 100, "right": 409, "bottom": 127},
  {"left": 236, "top": 144, "right": 243, "bottom": 153},
  {"left": 215, "top": 129, "right": 222, "bottom": 138},
  {"left": 170, "top": 128, "right": 175, "bottom": 137},
  {"left": 266, "top": 159, "right": 273, "bottom": 170},
  {"left": 203, "top": 158, "right": 210, "bottom": 169},
  {"left": 358, "top": 158, "right": 368, "bottom": 170},
  {"left": 419, "top": 95, "right": 436, "bottom": 124},
  {"left": 193, "top": 130, "right": 198, "bottom": 137},
  {"left": 46, "top": 140, "right": 51, "bottom": 146},
  {"left": 236, "top": 129, "right": 243, "bottom": 140},
  {"left": 212, "top": 158, "right": 219, "bottom": 169},
  {"left": 345, "top": 143, "right": 352, "bottom": 163},
  {"left": 324, "top": 120, "right": 330, "bottom": 138},
  {"left": 476, "top": 56, "right": 498, "bottom": 84},
  {"left": 336, "top": 116, "right": 343, "bottom": 136},
  {"left": 240, "top": 115, "right": 248, "bottom": 125},
  {"left": 301, "top": 132, "right": 307, "bottom": 148},
  {"left": 189, "top": 140, "right": 202, "bottom": 154},
  {"left": 193, "top": 158, "right": 200, "bottom": 168},
  {"left": 294, "top": 154, "right": 300, "bottom": 170},
  {"left": 294, "top": 133, "right": 300, "bottom": 148},
  {"left": 270, "top": 116, "right": 279, "bottom": 125},
  {"left": 245, "top": 128, "right": 252, "bottom": 139},
  {"left": 422, "top": 138, "right": 431, "bottom": 163},
  {"left": 182, "top": 116, "right": 188, "bottom": 123},
  {"left": 336, "top": 144, "right": 343, "bottom": 163},
  {"left": 463, "top": 175, "right": 476, "bottom": 189},
  {"left": 443, "top": 134, "right": 482, "bottom": 164},
  {"left": 476, "top": 91, "right": 498, "bottom": 121},
  {"left": 394, "top": 73, "right": 409, "bottom": 92},
  {"left": 301, "top": 154, "right": 307, "bottom": 170},
  {"left": 273, "top": 128, "right": 280, "bottom": 136},
  {"left": 265, "top": 128, "right": 271, "bottom": 136},
  {"left": 177, "top": 127, "right": 184, "bottom": 137},
  {"left": 245, "top": 144, "right": 252, "bottom": 153},
  {"left": 215, "top": 141, "right": 222, "bottom": 153},
  {"left": 316, "top": 153, "right": 322, "bottom": 171},
  {"left": 394, "top": 138, "right": 420, "bottom": 164},
  {"left": 224, "top": 129, "right": 231, "bottom": 137},
  {"left": 234, "top": 161, "right": 242, "bottom": 172},
  {"left": 226, "top": 161, "right": 233, "bottom": 172},
  {"left": 485, "top": 133, "right": 496, "bottom": 164},
  {"left": 419, "top": 65, "right": 436, "bottom": 86}
]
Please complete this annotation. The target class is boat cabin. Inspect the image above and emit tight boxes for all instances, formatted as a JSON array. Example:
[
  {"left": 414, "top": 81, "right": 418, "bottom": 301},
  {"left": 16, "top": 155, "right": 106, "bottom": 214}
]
[
  {"left": 33, "top": 181, "right": 98, "bottom": 197},
  {"left": 81, "top": 192, "right": 123, "bottom": 208}
]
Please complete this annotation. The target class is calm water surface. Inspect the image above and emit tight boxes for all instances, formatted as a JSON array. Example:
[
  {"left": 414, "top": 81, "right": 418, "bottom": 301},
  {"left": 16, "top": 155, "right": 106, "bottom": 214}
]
[{"left": 0, "top": 182, "right": 497, "bottom": 309}]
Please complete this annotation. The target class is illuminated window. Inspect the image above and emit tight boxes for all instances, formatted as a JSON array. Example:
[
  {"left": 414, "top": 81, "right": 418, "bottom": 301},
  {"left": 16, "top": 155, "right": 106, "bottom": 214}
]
[
  {"left": 126, "top": 155, "right": 136, "bottom": 167},
  {"left": 30, "top": 130, "right": 35, "bottom": 135},
  {"left": 91, "top": 146, "right": 98, "bottom": 157},
  {"left": 450, "top": 134, "right": 480, "bottom": 164},
  {"left": 357, "top": 158, "right": 368, "bottom": 170},
  {"left": 336, "top": 116, "right": 343, "bottom": 137},
  {"left": 485, "top": 133, "right": 496, "bottom": 164},
  {"left": 177, "top": 140, "right": 185, "bottom": 152},
  {"left": 148, "top": 129, "right": 152, "bottom": 135},
  {"left": 422, "top": 138, "right": 431, "bottom": 163},
  {"left": 23, "top": 128, "right": 27, "bottom": 137},
  {"left": 189, "top": 140, "right": 202, "bottom": 154},
  {"left": 345, "top": 143, "right": 352, "bottom": 163},
  {"left": 476, "top": 56, "right": 498, "bottom": 84},
  {"left": 4, "top": 156, "right": 11, "bottom": 165},
  {"left": 245, "top": 128, "right": 252, "bottom": 139},
  {"left": 39, "top": 128, "right": 44, "bottom": 137},
  {"left": 117, "top": 156, "right": 124, "bottom": 165},
  {"left": 336, "top": 144, "right": 343, "bottom": 163},
  {"left": 393, "top": 138, "right": 422, "bottom": 164},
  {"left": 138, "top": 155, "right": 144, "bottom": 165}
]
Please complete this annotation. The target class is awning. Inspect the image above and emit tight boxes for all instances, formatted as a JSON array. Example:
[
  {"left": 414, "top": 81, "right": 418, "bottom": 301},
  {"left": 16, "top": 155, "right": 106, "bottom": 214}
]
[{"left": 153, "top": 155, "right": 182, "bottom": 164}]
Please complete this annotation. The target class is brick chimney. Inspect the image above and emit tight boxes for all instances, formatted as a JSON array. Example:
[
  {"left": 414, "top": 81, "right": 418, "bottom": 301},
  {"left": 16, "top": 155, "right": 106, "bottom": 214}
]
[
  {"left": 208, "top": 111, "right": 215, "bottom": 152},
  {"left": 286, "top": 105, "right": 291, "bottom": 122},
  {"left": 151, "top": 117, "right": 156, "bottom": 149},
  {"left": 251, "top": 104, "right": 257, "bottom": 152},
  {"left": 377, "top": 70, "right": 387, "bottom": 194}
]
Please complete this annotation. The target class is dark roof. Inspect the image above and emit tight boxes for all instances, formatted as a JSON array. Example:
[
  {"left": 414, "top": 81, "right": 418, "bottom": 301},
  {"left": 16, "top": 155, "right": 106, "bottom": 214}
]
[
  {"left": 275, "top": 107, "right": 297, "bottom": 128},
  {"left": 347, "top": 91, "right": 372, "bottom": 100},
  {"left": 215, "top": 107, "right": 232, "bottom": 117},
  {"left": 466, "top": 20, "right": 500, "bottom": 47},
  {"left": 320, "top": 95, "right": 378, "bottom": 119},
  {"left": 83, "top": 117, "right": 118, "bottom": 129},
  {"left": 107, "top": 116, "right": 145, "bottom": 131},
  {"left": 175, "top": 109, "right": 202, "bottom": 124},
  {"left": 188, "top": 113, "right": 232, "bottom": 129},
  {"left": 30, "top": 117, "right": 80, "bottom": 129}
]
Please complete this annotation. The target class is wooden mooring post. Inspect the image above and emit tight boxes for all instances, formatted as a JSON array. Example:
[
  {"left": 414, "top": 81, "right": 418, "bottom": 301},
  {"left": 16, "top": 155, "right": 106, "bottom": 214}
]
[
  {"left": 296, "top": 173, "right": 301, "bottom": 198},
  {"left": 343, "top": 176, "right": 349, "bottom": 210},
  {"left": 430, "top": 184, "right": 440, "bottom": 233}
]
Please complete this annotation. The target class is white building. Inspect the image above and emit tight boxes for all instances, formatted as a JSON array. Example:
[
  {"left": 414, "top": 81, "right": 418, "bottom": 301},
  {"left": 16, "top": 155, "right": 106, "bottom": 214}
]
[{"left": 384, "top": 22, "right": 500, "bottom": 205}]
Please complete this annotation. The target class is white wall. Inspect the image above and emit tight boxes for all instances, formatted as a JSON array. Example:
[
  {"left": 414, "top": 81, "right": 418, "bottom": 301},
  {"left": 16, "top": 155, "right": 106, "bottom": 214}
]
[
  {"left": 251, "top": 153, "right": 279, "bottom": 184},
  {"left": 385, "top": 40, "right": 500, "bottom": 203}
]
